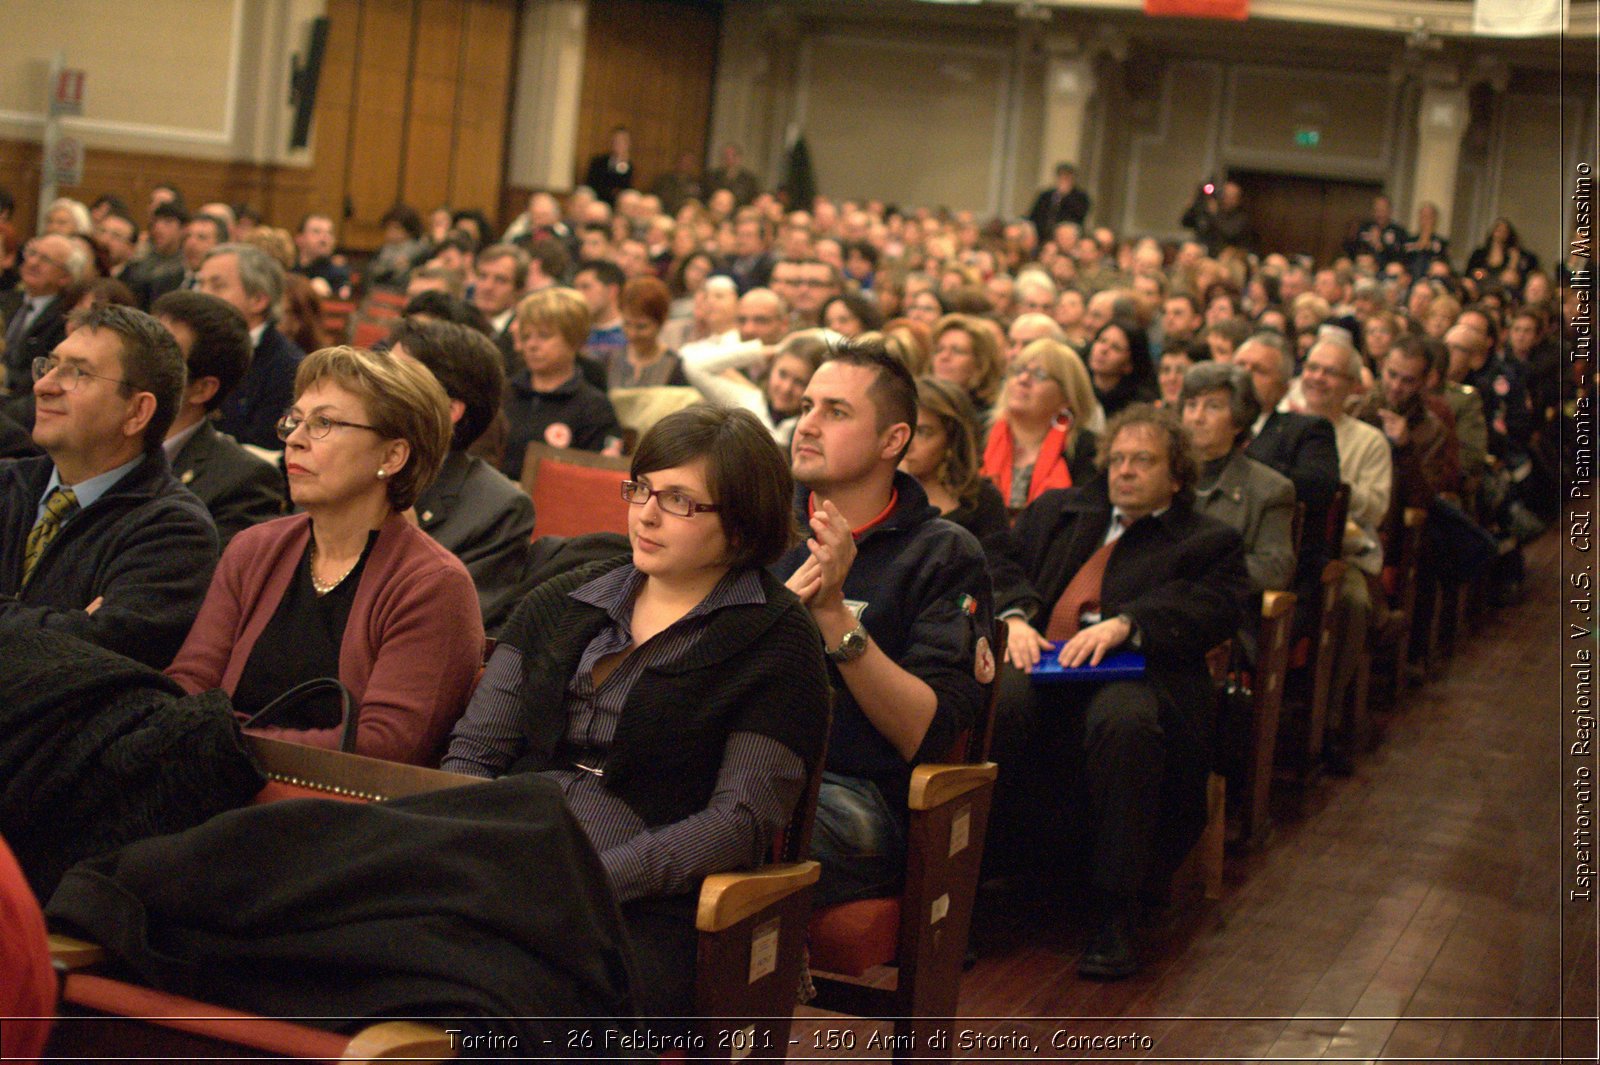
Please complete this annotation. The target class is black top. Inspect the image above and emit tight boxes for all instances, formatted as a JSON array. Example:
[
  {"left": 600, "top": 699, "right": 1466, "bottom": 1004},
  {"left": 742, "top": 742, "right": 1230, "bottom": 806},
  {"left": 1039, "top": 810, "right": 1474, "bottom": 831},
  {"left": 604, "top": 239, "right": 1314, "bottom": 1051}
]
[
  {"left": 501, "top": 369, "right": 623, "bottom": 482},
  {"left": 232, "top": 532, "right": 377, "bottom": 725},
  {"left": 501, "top": 556, "right": 829, "bottom": 829},
  {"left": 770, "top": 473, "right": 993, "bottom": 805}
]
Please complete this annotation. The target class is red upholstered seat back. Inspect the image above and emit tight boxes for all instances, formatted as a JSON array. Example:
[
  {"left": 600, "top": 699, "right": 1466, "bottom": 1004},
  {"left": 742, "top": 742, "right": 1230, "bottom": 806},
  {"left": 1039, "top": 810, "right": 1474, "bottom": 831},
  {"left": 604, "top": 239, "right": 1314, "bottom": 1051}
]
[{"left": 530, "top": 460, "right": 630, "bottom": 539}]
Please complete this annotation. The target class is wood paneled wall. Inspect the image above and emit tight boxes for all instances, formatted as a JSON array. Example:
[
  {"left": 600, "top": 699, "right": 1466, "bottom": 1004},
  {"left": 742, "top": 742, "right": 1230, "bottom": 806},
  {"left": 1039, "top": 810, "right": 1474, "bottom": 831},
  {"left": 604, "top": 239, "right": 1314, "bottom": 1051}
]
[
  {"left": 575, "top": 0, "right": 721, "bottom": 198},
  {"left": 0, "top": 139, "right": 316, "bottom": 242},
  {"left": 311, "top": 0, "right": 517, "bottom": 251}
]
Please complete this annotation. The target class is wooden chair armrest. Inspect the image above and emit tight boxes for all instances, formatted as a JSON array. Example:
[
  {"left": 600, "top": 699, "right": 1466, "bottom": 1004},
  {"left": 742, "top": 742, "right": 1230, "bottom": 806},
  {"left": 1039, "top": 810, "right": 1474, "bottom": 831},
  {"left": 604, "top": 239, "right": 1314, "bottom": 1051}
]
[
  {"left": 1262, "top": 590, "right": 1297, "bottom": 619},
  {"left": 907, "top": 762, "right": 997, "bottom": 811},
  {"left": 344, "top": 1020, "right": 458, "bottom": 1062},
  {"left": 696, "top": 861, "right": 819, "bottom": 933},
  {"left": 49, "top": 933, "right": 107, "bottom": 970}
]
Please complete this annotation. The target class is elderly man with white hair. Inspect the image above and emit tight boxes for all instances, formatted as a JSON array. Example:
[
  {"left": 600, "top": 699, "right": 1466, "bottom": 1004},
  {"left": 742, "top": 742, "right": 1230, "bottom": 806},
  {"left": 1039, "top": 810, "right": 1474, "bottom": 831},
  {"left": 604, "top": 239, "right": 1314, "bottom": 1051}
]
[
  {"left": 1299, "top": 333, "right": 1392, "bottom": 772},
  {"left": 3, "top": 234, "right": 89, "bottom": 393}
]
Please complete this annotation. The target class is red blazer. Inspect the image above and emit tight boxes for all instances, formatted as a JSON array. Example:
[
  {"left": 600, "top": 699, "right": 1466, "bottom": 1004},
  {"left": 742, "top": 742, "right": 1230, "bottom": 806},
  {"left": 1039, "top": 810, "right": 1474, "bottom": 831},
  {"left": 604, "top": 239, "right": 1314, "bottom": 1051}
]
[{"left": 167, "top": 511, "right": 483, "bottom": 766}]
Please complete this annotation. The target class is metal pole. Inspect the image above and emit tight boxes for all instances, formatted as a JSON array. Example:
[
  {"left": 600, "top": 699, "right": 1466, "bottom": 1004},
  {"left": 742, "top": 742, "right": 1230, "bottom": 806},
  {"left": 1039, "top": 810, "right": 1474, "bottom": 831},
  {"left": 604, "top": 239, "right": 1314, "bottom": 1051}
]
[{"left": 37, "top": 50, "right": 64, "bottom": 234}]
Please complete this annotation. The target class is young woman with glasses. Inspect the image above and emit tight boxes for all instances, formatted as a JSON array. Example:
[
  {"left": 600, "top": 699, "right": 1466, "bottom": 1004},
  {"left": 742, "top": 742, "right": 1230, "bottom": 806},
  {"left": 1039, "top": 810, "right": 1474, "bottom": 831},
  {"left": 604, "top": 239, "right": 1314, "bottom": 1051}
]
[{"left": 441, "top": 403, "right": 829, "bottom": 1023}]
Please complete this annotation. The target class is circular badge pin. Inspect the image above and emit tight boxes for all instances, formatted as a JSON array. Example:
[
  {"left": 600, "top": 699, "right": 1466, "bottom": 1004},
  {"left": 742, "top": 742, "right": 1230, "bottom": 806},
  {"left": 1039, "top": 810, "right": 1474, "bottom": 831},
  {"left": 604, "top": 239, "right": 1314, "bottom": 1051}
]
[
  {"left": 974, "top": 635, "right": 996, "bottom": 684},
  {"left": 544, "top": 422, "right": 573, "bottom": 448}
]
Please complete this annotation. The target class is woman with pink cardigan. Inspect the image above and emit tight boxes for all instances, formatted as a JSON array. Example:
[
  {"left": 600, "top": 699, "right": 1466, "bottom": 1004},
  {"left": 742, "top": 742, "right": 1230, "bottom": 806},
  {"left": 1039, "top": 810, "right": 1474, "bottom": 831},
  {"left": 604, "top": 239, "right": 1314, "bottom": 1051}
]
[{"left": 166, "top": 345, "right": 483, "bottom": 766}]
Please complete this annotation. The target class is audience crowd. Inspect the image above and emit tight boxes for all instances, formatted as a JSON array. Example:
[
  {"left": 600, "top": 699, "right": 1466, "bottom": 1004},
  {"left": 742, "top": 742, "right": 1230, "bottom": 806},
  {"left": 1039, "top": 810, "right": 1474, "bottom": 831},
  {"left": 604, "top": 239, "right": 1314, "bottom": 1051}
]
[{"left": 0, "top": 151, "right": 1584, "bottom": 1040}]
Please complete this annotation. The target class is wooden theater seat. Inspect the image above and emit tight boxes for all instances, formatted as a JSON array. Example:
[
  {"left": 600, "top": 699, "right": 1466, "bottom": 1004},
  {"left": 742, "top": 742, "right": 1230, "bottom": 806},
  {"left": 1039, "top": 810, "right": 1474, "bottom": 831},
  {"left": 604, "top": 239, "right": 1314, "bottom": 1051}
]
[
  {"left": 50, "top": 732, "right": 827, "bottom": 1065},
  {"left": 519, "top": 442, "right": 632, "bottom": 539},
  {"left": 805, "top": 625, "right": 1004, "bottom": 1063}
]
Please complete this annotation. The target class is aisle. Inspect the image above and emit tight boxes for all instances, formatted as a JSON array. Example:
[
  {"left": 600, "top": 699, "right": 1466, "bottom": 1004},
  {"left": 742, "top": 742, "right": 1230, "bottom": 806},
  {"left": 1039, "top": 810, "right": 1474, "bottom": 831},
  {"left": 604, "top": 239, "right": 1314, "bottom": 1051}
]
[{"left": 792, "top": 528, "right": 1575, "bottom": 1062}]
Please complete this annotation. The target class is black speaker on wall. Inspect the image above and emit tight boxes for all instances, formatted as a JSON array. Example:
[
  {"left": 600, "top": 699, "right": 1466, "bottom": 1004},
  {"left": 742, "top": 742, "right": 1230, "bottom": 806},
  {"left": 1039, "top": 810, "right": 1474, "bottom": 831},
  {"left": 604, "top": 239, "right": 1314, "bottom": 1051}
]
[{"left": 289, "top": 17, "right": 329, "bottom": 151}]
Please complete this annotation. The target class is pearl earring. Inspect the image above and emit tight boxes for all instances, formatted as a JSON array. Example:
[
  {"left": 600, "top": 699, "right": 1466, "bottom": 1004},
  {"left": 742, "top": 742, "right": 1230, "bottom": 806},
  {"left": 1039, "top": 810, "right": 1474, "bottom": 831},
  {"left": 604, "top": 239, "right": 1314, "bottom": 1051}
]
[{"left": 376, "top": 469, "right": 388, "bottom": 480}]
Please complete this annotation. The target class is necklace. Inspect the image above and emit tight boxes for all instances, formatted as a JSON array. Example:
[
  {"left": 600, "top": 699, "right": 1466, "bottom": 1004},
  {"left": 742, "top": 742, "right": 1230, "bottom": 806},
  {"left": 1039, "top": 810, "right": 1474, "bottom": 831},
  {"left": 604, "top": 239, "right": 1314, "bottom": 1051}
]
[{"left": 309, "top": 539, "right": 360, "bottom": 596}]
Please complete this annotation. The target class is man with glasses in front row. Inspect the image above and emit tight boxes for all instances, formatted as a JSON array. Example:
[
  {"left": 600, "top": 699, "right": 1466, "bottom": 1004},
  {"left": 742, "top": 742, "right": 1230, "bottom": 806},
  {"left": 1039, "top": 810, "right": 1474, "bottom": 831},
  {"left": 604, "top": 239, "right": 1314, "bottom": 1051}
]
[{"left": 0, "top": 305, "right": 218, "bottom": 669}]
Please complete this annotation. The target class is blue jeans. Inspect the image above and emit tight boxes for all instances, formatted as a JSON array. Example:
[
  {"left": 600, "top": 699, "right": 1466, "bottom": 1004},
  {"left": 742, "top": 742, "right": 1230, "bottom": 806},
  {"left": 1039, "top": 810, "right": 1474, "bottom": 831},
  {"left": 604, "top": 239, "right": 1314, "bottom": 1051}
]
[{"left": 810, "top": 772, "right": 905, "bottom": 907}]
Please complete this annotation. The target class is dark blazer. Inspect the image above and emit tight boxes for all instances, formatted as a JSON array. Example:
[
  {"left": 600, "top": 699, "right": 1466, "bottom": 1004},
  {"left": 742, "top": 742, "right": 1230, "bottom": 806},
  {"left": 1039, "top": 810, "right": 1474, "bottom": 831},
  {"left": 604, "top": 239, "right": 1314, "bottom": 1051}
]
[
  {"left": 583, "top": 154, "right": 634, "bottom": 206},
  {"left": 1191, "top": 449, "right": 1297, "bottom": 596},
  {"left": 1245, "top": 409, "right": 1340, "bottom": 590},
  {"left": 1027, "top": 186, "right": 1091, "bottom": 241},
  {"left": 217, "top": 323, "right": 304, "bottom": 451},
  {"left": 1004, "top": 475, "right": 1248, "bottom": 745},
  {"left": 416, "top": 450, "right": 535, "bottom": 634},
  {"left": 0, "top": 452, "right": 219, "bottom": 669},
  {"left": 122, "top": 252, "right": 183, "bottom": 310},
  {"left": 169, "top": 420, "right": 287, "bottom": 548},
  {"left": 0, "top": 292, "right": 67, "bottom": 394},
  {"left": 0, "top": 406, "right": 36, "bottom": 459}
]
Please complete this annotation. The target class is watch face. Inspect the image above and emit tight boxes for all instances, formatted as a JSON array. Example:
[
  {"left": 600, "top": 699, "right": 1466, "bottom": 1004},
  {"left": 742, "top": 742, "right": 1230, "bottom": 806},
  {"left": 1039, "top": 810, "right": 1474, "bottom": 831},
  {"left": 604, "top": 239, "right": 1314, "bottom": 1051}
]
[{"left": 830, "top": 624, "right": 868, "bottom": 662}]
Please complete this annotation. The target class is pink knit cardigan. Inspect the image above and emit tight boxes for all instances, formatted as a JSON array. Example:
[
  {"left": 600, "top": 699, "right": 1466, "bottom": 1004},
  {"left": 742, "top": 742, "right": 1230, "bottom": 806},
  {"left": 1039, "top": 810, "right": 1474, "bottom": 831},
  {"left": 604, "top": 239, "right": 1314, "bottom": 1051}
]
[{"left": 166, "top": 511, "right": 485, "bottom": 765}]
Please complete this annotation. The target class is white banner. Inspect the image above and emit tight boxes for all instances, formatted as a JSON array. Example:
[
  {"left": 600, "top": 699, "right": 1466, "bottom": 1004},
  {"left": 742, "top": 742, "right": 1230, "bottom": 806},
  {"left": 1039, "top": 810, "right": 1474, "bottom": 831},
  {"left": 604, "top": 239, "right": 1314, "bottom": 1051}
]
[{"left": 1473, "top": 0, "right": 1565, "bottom": 37}]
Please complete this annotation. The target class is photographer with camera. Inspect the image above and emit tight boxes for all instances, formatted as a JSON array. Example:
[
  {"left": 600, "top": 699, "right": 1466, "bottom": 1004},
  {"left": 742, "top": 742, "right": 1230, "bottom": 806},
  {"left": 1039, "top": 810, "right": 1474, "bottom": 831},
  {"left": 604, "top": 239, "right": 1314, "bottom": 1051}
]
[{"left": 1181, "top": 178, "right": 1255, "bottom": 256}]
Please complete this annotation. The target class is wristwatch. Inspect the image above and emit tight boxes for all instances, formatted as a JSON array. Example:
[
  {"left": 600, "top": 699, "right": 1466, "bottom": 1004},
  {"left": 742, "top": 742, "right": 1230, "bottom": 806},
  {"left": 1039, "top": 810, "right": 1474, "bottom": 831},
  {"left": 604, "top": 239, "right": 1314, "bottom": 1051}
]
[{"left": 826, "top": 622, "right": 870, "bottom": 664}]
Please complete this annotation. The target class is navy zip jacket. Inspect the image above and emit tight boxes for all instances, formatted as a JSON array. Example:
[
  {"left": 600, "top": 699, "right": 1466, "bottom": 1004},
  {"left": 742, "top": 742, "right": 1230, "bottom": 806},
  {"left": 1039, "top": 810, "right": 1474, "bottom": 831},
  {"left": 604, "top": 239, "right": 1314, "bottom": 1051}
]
[
  {"left": 772, "top": 473, "right": 994, "bottom": 810},
  {"left": 0, "top": 452, "right": 218, "bottom": 669}
]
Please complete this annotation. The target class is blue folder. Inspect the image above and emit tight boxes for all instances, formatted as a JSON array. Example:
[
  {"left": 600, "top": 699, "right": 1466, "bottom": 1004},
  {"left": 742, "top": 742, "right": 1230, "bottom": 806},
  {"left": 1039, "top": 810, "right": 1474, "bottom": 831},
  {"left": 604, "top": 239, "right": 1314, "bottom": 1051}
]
[{"left": 1029, "top": 645, "right": 1147, "bottom": 684}]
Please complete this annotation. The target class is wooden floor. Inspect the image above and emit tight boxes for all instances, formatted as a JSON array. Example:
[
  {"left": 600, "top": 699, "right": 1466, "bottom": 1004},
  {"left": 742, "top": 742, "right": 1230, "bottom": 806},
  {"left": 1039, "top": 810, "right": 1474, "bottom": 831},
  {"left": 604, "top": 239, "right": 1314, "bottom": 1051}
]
[{"left": 791, "top": 528, "right": 1588, "bottom": 1063}]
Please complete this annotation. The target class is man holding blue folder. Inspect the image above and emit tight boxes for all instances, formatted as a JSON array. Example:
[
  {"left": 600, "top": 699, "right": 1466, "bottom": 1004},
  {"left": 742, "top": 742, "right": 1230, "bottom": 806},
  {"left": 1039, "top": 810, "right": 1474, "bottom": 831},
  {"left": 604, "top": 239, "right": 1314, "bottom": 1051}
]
[{"left": 990, "top": 405, "right": 1248, "bottom": 979}]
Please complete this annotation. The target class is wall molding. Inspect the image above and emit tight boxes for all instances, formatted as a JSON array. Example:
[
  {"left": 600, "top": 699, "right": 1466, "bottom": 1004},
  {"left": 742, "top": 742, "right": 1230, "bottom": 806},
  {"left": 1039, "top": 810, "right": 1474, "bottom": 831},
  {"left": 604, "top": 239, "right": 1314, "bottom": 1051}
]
[
  {"left": 0, "top": 0, "right": 245, "bottom": 149},
  {"left": 795, "top": 30, "right": 1013, "bottom": 215}
]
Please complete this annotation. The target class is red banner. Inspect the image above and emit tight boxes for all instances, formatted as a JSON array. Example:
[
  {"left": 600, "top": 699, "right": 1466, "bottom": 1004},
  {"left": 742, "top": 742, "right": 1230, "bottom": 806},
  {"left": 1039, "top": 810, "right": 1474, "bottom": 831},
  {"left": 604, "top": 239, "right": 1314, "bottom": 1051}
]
[{"left": 1143, "top": 0, "right": 1249, "bottom": 19}]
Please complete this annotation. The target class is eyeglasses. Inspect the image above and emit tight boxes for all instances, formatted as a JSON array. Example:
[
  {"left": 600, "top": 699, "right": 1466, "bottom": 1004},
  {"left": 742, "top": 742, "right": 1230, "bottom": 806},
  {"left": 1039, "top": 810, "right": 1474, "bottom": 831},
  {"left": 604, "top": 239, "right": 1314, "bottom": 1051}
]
[
  {"left": 22, "top": 244, "right": 71, "bottom": 273},
  {"left": 32, "top": 356, "right": 131, "bottom": 391},
  {"left": 1301, "top": 361, "right": 1350, "bottom": 380},
  {"left": 276, "top": 412, "right": 382, "bottom": 441},
  {"left": 1008, "top": 365, "right": 1052, "bottom": 383},
  {"left": 620, "top": 480, "right": 721, "bottom": 518}
]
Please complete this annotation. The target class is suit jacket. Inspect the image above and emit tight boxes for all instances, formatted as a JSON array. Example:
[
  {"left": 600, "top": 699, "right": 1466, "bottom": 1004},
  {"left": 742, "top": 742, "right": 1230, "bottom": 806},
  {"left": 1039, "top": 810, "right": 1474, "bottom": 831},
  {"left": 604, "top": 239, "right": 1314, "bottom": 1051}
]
[
  {"left": 0, "top": 452, "right": 218, "bottom": 669},
  {"left": 0, "top": 292, "right": 67, "bottom": 394},
  {"left": 1027, "top": 186, "right": 1090, "bottom": 241},
  {"left": 583, "top": 154, "right": 633, "bottom": 205},
  {"left": 1005, "top": 475, "right": 1248, "bottom": 747},
  {"left": 122, "top": 252, "right": 184, "bottom": 310},
  {"left": 169, "top": 420, "right": 287, "bottom": 548},
  {"left": 217, "top": 323, "right": 304, "bottom": 451},
  {"left": 1191, "top": 449, "right": 1297, "bottom": 596},
  {"left": 0, "top": 405, "right": 36, "bottom": 459},
  {"left": 1245, "top": 409, "right": 1340, "bottom": 593},
  {"left": 416, "top": 450, "right": 535, "bottom": 635}
]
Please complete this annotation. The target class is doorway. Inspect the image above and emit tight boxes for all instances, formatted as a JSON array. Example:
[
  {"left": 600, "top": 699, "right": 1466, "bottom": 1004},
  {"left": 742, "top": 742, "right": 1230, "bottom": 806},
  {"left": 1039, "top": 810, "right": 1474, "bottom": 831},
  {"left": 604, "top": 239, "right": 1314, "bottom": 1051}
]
[{"left": 1230, "top": 169, "right": 1384, "bottom": 266}]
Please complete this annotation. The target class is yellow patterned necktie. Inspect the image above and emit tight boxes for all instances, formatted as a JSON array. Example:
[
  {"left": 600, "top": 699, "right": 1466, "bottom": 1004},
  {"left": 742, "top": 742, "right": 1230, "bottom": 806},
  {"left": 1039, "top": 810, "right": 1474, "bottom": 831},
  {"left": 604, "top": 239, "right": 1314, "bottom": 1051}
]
[{"left": 23, "top": 487, "right": 78, "bottom": 586}]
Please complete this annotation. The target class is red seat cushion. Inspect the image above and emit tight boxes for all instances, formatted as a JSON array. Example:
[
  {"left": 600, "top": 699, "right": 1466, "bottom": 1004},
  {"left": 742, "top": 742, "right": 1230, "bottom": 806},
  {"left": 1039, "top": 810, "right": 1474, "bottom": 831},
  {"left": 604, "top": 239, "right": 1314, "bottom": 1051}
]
[
  {"left": 807, "top": 899, "right": 900, "bottom": 977},
  {"left": 1288, "top": 635, "right": 1311, "bottom": 671},
  {"left": 1381, "top": 564, "right": 1399, "bottom": 599},
  {"left": 530, "top": 463, "right": 630, "bottom": 538},
  {"left": 63, "top": 973, "right": 351, "bottom": 1059}
]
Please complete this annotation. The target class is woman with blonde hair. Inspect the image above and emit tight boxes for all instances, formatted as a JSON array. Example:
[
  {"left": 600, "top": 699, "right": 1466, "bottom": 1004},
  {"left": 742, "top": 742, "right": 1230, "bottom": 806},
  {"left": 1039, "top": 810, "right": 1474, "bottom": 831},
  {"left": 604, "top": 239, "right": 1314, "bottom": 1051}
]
[
  {"left": 167, "top": 345, "right": 484, "bottom": 766},
  {"left": 931, "top": 312, "right": 1003, "bottom": 417},
  {"left": 982, "top": 337, "right": 1100, "bottom": 509},
  {"left": 880, "top": 317, "right": 933, "bottom": 374}
]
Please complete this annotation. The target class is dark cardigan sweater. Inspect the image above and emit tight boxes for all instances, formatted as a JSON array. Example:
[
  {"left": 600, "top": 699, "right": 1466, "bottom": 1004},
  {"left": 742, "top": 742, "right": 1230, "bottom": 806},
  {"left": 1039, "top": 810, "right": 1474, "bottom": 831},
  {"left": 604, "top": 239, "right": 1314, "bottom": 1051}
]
[{"left": 501, "top": 556, "right": 830, "bottom": 829}]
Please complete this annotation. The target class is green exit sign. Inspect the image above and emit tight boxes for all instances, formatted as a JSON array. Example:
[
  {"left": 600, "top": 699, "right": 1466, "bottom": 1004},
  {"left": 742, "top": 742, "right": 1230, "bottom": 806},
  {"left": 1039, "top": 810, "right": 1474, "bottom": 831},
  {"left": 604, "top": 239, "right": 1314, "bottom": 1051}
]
[{"left": 1295, "top": 128, "right": 1321, "bottom": 148}]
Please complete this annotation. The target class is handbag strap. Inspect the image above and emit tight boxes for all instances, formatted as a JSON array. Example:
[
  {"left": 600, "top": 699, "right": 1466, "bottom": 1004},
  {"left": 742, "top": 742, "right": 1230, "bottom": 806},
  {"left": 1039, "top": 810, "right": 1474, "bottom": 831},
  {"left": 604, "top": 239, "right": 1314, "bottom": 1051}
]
[{"left": 241, "top": 678, "right": 360, "bottom": 753}]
